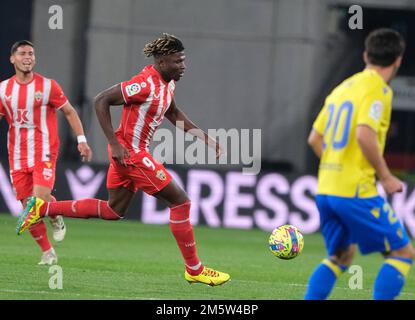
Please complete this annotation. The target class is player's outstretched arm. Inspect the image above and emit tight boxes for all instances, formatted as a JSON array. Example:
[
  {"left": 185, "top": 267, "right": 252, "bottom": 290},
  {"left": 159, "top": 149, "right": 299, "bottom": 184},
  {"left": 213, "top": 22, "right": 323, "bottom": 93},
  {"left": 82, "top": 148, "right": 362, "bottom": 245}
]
[
  {"left": 356, "top": 124, "right": 403, "bottom": 194},
  {"left": 307, "top": 129, "right": 323, "bottom": 158},
  {"left": 61, "top": 102, "right": 93, "bottom": 162},
  {"left": 165, "top": 99, "right": 223, "bottom": 158},
  {"left": 94, "top": 84, "right": 130, "bottom": 165}
]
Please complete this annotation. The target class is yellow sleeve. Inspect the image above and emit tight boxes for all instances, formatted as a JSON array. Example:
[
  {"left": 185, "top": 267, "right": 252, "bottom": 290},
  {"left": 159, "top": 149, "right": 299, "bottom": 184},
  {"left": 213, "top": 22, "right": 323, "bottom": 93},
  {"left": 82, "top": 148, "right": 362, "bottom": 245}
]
[
  {"left": 357, "top": 88, "right": 384, "bottom": 133},
  {"left": 312, "top": 103, "right": 328, "bottom": 135}
]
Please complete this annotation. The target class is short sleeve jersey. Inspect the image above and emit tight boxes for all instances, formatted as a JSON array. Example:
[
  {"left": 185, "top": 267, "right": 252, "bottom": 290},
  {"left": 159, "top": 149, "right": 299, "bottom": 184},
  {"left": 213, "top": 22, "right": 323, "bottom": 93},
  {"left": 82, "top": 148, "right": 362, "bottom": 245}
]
[
  {"left": 313, "top": 69, "right": 393, "bottom": 198},
  {"left": 116, "top": 65, "right": 176, "bottom": 152},
  {"left": 0, "top": 73, "right": 68, "bottom": 170}
]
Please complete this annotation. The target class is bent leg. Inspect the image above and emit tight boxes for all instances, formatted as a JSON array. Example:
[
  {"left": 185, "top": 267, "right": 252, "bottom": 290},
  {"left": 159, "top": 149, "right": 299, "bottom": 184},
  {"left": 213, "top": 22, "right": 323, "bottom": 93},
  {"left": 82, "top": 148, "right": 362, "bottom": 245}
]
[
  {"left": 33, "top": 184, "right": 66, "bottom": 242},
  {"left": 305, "top": 195, "right": 353, "bottom": 300},
  {"left": 23, "top": 196, "right": 52, "bottom": 253},
  {"left": 13, "top": 171, "right": 53, "bottom": 253},
  {"left": 305, "top": 245, "right": 354, "bottom": 300},
  {"left": 25, "top": 186, "right": 54, "bottom": 253},
  {"left": 107, "top": 187, "right": 135, "bottom": 216},
  {"left": 43, "top": 198, "right": 123, "bottom": 220},
  {"left": 153, "top": 180, "right": 203, "bottom": 274},
  {"left": 36, "top": 187, "right": 134, "bottom": 220}
]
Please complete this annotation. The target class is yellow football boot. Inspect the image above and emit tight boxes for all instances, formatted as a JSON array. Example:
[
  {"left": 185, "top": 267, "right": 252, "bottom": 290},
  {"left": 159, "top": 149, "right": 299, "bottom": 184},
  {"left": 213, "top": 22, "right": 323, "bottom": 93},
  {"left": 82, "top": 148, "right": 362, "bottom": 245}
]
[
  {"left": 185, "top": 266, "right": 230, "bottom": 286},
  {"left": 16, "top": 196, "right": 45, "bottom": 235}
]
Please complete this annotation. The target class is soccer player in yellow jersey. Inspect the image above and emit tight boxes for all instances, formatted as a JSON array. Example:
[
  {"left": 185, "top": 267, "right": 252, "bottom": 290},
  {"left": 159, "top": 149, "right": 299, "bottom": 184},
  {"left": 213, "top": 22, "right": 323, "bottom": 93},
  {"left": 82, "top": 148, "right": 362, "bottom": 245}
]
[{"left": 305, "top": 28, "right": 414, "bottom": 300}]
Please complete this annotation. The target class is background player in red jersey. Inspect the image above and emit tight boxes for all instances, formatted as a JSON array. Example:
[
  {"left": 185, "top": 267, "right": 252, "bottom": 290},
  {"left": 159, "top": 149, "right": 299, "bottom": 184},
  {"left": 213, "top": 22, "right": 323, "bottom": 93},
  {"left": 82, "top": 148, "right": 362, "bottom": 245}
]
[
  {"left": 18, "top": 34, "right": 230, "bottom": 286},
  {"left": 0, "top": 40, "right": 92, "bottom": 265}
]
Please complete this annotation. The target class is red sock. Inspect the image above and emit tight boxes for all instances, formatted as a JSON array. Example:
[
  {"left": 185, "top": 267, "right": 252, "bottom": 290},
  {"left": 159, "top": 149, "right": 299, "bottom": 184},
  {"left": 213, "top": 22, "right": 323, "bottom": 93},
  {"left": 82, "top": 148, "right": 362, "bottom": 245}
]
[
  {"left": 29, "top": 220, "right": 52, "bottom": 252},
  {"left": 41, "top": 199, "right": 121, "bottom": 220},
  {"left": 169, "top": 202, "right": 203, "bottom": 275}
]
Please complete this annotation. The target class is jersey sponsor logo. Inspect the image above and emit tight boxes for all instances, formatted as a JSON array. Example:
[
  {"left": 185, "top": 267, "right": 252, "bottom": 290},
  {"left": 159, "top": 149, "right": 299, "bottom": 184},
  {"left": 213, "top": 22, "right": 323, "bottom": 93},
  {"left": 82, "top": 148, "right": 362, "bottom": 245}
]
[
  {"left": 35, "top": 91, "right": 43, "bottom": 102},
  {"left": 156, "top": 169, "right": 166, "bottom": 181},
  {"left": 125, "top": 83, "right": 141, "bottom": 97},
  {"left": 369, "top": 100, "right": 383, "bottom": 121},
  {"left": 16, "top": 109, "right": 30, "bottom": 125}
]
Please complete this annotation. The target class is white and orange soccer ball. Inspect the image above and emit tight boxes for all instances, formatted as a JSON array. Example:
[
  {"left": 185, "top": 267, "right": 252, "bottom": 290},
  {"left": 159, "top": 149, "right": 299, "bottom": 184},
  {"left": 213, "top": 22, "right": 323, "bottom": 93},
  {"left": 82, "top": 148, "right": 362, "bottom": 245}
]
[{"left": 268, "top": 224, "right": 304, "bottom": 260}]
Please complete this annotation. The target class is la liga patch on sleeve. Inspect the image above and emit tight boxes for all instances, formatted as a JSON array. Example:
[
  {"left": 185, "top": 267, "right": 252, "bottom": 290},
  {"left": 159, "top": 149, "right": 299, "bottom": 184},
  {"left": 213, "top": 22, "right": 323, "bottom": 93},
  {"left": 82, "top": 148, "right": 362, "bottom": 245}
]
[
  {"left": 125, "top": 83, "right": 141, "bottom": 97},
  {"left": 369, "top": 100, "right": 383, "bottom": 121}
]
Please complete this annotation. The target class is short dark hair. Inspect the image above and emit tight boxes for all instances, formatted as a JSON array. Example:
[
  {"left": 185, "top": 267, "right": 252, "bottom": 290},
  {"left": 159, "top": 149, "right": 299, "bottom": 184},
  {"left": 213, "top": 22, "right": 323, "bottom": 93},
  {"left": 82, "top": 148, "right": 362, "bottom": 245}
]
[
  {"left": 364, "top": 28, "right": 405, "bottom": 67},
  {"left": 143, "top": 33, "right": 184, "bottom": 57},
  {"left": 10, "top": 40, "right": 34, "bottom": 56}
]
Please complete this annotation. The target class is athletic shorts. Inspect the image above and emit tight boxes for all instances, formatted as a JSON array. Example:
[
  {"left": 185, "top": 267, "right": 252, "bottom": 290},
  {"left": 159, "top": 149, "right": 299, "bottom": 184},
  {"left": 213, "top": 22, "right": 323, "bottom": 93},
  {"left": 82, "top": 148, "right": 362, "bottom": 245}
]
[
  {"left": 316, "top": 194, "right": 409, "bottom": 255},
  {"left": 106, "top": 148, "right": 171, "bottom": 195},
  {"left": 10, "top": 161, "right": 56, "bottom": 201}
]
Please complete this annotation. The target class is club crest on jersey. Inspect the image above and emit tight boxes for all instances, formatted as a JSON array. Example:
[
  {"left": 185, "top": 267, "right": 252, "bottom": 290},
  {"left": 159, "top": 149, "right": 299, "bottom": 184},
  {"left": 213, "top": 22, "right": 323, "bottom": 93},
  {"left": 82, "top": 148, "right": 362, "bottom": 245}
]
[
  {"left": 369, "top": 100, "right": 383, "bottom": 121},
  {"left": 43, "top": 167, "right": 53, "bottom": 181},
  {"left": 156, "top": 169, "right": 166, "bottom": 181},
  {"left": 35, "top": 91, "right": 43, "bottom": 102},
  {"left": 125, "top": 83, "right": 141, "bottom": 97}
]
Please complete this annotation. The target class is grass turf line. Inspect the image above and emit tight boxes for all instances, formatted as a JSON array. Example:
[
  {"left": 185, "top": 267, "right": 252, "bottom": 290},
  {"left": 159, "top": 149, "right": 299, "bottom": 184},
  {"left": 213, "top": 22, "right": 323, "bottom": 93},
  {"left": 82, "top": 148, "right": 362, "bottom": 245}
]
[{"left": 0, "top": 214, "right": 413, "bottom": 300}]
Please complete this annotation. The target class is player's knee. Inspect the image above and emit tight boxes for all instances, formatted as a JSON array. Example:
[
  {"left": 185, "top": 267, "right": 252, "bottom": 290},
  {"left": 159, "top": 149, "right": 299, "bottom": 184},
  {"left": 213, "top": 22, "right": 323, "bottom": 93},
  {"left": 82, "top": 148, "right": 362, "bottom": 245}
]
[
  {"left": 33, "top": 192, "right": 52, "bottom": 202},
  {"left": 171, "top": 194, "right": 190, "bottom": 207},
  {"left": 101, "top": 201, "right": 123, "bottom": 220},
  {"left": 332, "top": 247, "right": 355, "bottom": 267},
  {"left": 389, "top": 244, "right": 415, "bottom": 260},
  {"left": 331, "top": 256, "right": 353, "bottom": 267},
  {"left": 170, "top": 201, "right": 191, "bottom": 221},
  {"left": 107, "top": 199, "right": 126, "bottom": 217}
]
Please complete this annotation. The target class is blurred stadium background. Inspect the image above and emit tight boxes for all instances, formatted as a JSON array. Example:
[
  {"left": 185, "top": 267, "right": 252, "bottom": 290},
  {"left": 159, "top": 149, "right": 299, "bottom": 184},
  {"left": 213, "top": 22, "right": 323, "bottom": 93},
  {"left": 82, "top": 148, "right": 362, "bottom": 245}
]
[
  {"left": 1, "top": 0, "right": 415, "bottom": 300},
  {"left": 1, "top": 0, "right": 415, "bottom": 234}
]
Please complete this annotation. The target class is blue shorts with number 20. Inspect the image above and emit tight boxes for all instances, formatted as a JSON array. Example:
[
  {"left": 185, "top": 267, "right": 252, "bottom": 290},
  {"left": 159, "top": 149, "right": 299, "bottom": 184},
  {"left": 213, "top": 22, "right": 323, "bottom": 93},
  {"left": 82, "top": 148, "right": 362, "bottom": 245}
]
[{"left": 316, "top": 195, "right": 409, "bottom": 256}]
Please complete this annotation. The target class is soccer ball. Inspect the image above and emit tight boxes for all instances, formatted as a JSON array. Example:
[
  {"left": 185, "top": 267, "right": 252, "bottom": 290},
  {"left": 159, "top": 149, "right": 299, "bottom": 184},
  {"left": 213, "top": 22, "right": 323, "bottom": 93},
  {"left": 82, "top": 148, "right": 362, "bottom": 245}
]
[{"left": 268, "top": 224, "right": 304, "bottom": 260}]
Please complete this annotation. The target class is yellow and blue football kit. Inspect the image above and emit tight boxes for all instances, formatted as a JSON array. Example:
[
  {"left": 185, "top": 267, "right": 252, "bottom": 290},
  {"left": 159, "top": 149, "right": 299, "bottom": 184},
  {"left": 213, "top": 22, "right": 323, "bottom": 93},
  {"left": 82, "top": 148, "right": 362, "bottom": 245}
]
[{"left": 312, "top": 69, "right": 409, "bottom": 255}]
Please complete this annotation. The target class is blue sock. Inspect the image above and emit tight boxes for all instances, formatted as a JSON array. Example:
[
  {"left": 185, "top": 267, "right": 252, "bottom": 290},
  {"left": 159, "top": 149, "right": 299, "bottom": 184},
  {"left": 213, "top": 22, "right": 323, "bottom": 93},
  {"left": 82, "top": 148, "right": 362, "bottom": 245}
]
[
  {"left": 374, "top": 257, "right": 412, "bottom": 300},
  {"left": 304, "top": 259, "right": 347, "bottom": 300}
]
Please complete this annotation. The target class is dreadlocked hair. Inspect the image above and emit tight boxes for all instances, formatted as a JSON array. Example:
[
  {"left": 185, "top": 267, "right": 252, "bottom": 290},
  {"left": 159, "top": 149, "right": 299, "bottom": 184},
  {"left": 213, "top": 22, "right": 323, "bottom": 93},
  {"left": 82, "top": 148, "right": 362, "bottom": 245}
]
[{"left": 143, "top": 33, "right": 184, "bottom": 57}]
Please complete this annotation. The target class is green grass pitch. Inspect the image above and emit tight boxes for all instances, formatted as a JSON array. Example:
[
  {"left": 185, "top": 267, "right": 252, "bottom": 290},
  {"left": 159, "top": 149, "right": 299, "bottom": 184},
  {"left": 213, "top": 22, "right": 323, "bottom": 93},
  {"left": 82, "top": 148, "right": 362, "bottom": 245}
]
[{"left": 0, "top": 214, "right": 414, "bottom": 300}]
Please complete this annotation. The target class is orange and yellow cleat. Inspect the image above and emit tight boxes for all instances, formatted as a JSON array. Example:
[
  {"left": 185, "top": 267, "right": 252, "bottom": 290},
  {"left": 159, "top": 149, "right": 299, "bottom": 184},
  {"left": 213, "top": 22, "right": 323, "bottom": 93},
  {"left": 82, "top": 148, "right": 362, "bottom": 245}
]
[
  {"left": 185, "top": 266, "right": 230, "bottom": 286},
  {"left": 16, "top": 196, "right": 45, "bottom": 235}
]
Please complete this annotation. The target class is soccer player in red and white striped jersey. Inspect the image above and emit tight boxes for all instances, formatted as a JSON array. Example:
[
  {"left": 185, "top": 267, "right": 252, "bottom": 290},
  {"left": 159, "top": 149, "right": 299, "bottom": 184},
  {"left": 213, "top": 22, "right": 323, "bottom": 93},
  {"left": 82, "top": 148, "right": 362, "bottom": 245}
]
[
  {"left": 18, "top": 34, "right": 230, "bottom": 286},
  {"left": 0, "top": 40, "right": 93, "bottom": 265}
]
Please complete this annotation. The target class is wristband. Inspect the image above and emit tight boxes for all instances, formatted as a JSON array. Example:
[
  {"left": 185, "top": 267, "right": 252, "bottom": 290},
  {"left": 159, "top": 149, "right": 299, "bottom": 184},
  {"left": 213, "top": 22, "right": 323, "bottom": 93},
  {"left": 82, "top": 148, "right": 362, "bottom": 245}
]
[{"left": 77, "top": 135, "right": 87, "bottom": 144}]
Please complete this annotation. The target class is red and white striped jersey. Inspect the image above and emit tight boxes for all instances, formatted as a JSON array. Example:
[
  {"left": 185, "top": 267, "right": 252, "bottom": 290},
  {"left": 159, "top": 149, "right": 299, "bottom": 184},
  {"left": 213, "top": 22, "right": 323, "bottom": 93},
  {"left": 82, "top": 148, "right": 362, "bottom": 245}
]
[
  {"left": 118, "top": 65, "right": 175, "bottom": 152},
  {"left": 0, "top": 73, "right": 68, "bottom": 171}
]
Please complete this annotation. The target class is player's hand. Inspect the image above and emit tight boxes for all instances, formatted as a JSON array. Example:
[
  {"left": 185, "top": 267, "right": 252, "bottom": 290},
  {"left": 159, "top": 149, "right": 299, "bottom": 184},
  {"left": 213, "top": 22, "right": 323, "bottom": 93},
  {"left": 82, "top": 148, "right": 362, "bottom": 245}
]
[
  {"left": 78, "top": 142, "right": 93, "bottom": 162},
  {"left": 380, "top": 174, "right": 403, "bottom": 194},
  {"left": 110, "top": 141, "right": 130, "bottom": 166},
  {"left": 215, "top": 143, "right": 225, "bottom": 159},
  {"left": 205, "top": 136, "right": 225, "bottom": 159}
]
